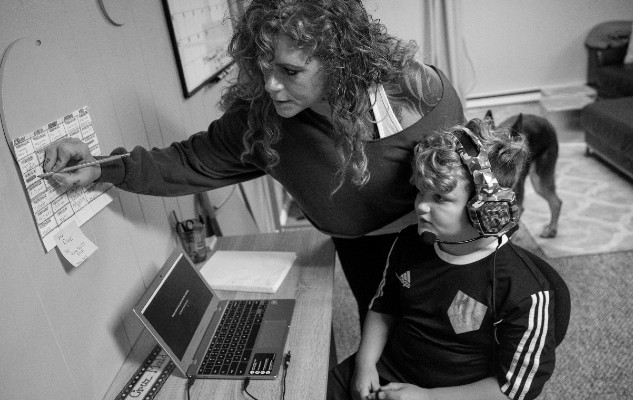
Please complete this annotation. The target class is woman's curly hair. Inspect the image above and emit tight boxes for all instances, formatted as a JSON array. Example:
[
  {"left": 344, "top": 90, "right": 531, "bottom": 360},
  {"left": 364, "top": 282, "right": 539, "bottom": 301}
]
[
  {"left": 412, "top": 118, "right": 529, "bottom": 195},
  {"left": 221, "top": 0, "right": 417, "bottom": 192}
]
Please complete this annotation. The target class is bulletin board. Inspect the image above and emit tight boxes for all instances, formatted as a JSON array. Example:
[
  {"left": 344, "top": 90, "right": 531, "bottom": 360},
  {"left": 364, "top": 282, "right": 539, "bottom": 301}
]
[{"left": 162, "top": 0, "right": 240, "bottom": 98}]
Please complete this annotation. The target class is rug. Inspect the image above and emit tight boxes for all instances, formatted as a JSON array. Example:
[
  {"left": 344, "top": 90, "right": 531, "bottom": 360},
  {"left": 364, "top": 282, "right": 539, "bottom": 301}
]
[
  {"left": 520, "top": 142, "right": 633, "bottom": 258},
  {"left": 538, "top": 250, "right": 633, "bottom": 400}
]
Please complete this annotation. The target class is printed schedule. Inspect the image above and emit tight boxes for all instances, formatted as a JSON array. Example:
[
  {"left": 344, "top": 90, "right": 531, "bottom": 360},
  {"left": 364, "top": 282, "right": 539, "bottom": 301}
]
[{"left": 12, "top": 106, "right": 113, "bottom": 252}]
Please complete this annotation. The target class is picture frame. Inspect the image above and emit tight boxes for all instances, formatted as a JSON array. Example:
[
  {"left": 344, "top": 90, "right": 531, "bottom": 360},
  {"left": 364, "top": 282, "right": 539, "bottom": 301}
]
[{"left": 162, "top": 0, "right": 246, "bottom": 98}]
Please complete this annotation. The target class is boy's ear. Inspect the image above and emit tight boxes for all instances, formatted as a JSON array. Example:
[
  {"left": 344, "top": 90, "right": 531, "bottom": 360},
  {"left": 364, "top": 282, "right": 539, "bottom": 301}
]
[
  {"left": 510, "top": 113, "right": 524, "bottom": 137},
  {"left": 485, "top": 110, "right": 494, "bottom": 128}
]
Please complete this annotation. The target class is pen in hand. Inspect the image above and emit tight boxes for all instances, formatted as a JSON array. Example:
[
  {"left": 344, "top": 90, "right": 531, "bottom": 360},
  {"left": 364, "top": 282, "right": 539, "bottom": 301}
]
[{"left": 38, "top": 153, "right": 130, "bottom": 178}]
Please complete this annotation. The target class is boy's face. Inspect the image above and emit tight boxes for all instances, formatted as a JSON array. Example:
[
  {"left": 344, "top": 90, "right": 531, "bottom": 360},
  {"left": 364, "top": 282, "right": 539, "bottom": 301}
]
[{"left": 414, "top": 178, "right": 479, "bottom": 241}]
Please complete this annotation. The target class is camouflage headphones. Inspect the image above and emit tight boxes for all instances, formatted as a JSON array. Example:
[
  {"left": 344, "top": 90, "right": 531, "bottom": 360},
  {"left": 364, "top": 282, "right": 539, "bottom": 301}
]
[{"left": 452, "top": 122, "right": 520, "bottom": 237}]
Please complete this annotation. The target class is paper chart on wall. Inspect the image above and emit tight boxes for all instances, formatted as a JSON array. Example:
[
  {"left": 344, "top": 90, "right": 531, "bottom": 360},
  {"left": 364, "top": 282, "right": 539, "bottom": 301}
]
[{"left": 11, "top": 106, "right": 114, "bottom": 253}]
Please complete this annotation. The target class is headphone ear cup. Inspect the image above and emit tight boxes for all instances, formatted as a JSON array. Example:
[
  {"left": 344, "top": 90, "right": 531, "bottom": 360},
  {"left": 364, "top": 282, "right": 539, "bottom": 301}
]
[{"left": 466, "top": 191, "right": 519, "bottom": 236}]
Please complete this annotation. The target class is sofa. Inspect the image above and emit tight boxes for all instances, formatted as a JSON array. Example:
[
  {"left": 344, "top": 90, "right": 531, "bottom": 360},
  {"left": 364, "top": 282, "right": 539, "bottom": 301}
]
[
  {"left": 581, "top": 20, "right": 633, "bottom": 180},
  {"left": 585, "top": 20, "right": 633, "bottom": 98}
]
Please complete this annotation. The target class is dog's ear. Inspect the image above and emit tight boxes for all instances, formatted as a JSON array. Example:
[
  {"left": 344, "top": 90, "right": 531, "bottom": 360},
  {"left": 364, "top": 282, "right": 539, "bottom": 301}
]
[
  {"left": 465, "top": 118, "right": 483, "bottom": 138},
  {"left": 510, "top": 113, "right": 524, "bottom": 137},
  {"left": 485, "top": 110, "right": 495, "bottom": 128}
]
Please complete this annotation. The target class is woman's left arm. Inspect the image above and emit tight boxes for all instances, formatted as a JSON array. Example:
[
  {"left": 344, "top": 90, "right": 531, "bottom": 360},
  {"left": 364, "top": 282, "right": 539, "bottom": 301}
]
[{"left": 383, "top": 59, "right": 444, "bottom": 129}]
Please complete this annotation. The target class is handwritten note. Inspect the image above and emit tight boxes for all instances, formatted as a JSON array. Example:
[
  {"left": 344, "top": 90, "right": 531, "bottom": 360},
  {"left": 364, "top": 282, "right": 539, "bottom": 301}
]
[{"left": 53, "top": 220, "right": 97, "bottom": 267}]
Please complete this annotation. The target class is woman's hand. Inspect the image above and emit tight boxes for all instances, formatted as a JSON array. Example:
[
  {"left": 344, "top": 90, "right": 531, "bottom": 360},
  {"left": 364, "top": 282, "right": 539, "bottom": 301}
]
[
  {"left": 351, "top": 364, "right": 381, "bottom": 400},
  {"left": 367, "top": 382, "right": 429, "bottom": 400},
  {"left": 42, "top": 137, "right": 101, "bottom": 188}
]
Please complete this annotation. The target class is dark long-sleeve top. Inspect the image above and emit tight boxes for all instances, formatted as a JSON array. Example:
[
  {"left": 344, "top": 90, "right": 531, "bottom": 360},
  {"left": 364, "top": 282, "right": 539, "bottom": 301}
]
[{"left": 98, "top": 67, "right": 464, "bottom": 238}]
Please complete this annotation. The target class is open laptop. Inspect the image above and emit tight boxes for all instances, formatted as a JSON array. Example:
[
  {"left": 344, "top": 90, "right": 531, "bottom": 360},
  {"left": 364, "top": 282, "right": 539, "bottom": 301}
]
[{"left": 133, "top": 248, "right": 295, "bottom": 380}]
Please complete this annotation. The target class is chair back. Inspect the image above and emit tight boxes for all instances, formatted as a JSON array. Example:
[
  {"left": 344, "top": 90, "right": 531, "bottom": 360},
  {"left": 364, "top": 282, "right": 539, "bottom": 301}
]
[{"left": 512, "top": 245, "right": 571, "bottom": 347}]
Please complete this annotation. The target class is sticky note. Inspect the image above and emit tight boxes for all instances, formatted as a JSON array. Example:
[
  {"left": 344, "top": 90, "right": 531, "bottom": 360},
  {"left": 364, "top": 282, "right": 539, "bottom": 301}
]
[{"left": 54, "top": 220, "right": 97, "bottom": 267}]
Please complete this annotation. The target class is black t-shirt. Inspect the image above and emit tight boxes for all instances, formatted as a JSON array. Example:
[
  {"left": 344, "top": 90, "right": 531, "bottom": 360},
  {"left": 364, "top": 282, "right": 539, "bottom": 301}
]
[{"left": 370, "top": 225, "right": 556, "bottom": 400}]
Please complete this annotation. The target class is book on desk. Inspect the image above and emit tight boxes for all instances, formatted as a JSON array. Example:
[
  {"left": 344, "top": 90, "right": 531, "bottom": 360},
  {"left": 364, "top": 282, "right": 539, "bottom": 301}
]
[{"left": 200, "top": 250, "right": 297, "bottom": 293}]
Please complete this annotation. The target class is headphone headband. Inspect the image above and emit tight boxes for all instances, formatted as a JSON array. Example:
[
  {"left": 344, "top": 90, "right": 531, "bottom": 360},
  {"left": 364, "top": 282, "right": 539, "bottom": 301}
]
[{"left": 452, "top": 126, "right": 519, "bottom": 237}]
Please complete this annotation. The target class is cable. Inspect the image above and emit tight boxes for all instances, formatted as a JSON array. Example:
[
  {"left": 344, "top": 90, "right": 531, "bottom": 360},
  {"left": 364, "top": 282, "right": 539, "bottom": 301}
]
[
  {"left": 215, "top": 185, "right": 237, "bottom": 210},
  {"left": 282, "top": 351, "right": 291, "bottom": 400},
  {"left": 243, "top": 377, "right": 259, "bottom": 400},
  {"left": 243, "top": 352, "right": 291, "bottom": 400},
  {"left": 186, "top": 376, "right": 195, "bottom": 400}
]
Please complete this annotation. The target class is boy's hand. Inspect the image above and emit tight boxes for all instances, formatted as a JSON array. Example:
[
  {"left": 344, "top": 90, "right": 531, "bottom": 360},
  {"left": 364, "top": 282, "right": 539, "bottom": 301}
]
[
  {"left": 368, "top": 382, "right": 429, "bottom": 400},
  {"left": 351, "top": 364, "right": 381, "bottom": 400},
  {"left": 42, "top": 138, "right": 101, "bottom": 188}
]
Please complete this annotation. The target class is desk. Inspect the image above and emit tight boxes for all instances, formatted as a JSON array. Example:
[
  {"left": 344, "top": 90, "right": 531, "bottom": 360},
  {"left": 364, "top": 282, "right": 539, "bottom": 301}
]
[{"left": 102, "top": 228, "right": 336, "bottom": 400}]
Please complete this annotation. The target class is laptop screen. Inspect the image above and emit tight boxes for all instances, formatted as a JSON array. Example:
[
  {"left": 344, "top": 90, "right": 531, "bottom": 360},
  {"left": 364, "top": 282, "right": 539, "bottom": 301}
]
[{"left": 141, "top": 253, "right": 213, "bottom": 360}]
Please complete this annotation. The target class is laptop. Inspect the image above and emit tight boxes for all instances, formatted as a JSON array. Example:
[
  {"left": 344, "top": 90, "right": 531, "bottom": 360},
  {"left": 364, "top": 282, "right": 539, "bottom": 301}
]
[{"left": 133, "top": 248, "right": 295, "bottom": 380}]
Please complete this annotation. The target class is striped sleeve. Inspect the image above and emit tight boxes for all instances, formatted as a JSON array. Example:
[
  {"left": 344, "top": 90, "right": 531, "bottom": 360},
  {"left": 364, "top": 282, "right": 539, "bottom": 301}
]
[
  {"left": 368, "top": 235, "right": 401, "bottom": 315},
  {"left": 499, "top": 290, "right": 556, "bottom": 400}
]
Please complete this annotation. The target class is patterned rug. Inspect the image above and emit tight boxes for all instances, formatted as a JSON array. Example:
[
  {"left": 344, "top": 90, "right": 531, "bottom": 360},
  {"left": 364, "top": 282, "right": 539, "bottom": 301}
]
[{"left": 521, "top": 142, "right": 633, "bottom": 258}]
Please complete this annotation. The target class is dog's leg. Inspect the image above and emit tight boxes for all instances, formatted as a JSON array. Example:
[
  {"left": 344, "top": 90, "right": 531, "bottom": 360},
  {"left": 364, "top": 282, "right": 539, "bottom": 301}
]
[
  {"left": 530, "top": 149, "right": 562, "bottom": 238},
  {"left": 513, "top": 164, "right": 530, "bottom": 216}
]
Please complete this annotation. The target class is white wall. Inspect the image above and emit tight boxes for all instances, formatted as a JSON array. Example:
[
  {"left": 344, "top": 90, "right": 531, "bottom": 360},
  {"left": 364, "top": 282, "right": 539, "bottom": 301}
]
[
  {"left": 0, "top": 1, "right": 258, "bottom": 399},
  {"left": 459, "top": 0, "right": 633, "bottom": 99},
  {"left": 367, "top": 0, "right": 633, "bottom": 100},
  {"left": 363, "top": 0, "right": 424, "bottom": 44}
]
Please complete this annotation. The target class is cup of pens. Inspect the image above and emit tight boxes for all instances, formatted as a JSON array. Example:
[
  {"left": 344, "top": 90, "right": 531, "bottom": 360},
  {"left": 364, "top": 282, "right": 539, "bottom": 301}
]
[{"left": 174, "top": 212, "right": 207, "bottom": 263}]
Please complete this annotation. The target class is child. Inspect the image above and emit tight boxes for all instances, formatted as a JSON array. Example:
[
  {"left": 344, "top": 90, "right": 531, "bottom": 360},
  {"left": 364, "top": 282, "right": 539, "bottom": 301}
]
[{"left": 328, "top": 119, "right": 557, "bottom": 400}]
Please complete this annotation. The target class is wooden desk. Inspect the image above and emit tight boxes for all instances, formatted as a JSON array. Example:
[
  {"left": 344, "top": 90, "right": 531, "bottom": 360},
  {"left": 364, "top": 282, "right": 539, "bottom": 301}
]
[{"left": 103, "top": 229, "right": 336, "bottom": 400}]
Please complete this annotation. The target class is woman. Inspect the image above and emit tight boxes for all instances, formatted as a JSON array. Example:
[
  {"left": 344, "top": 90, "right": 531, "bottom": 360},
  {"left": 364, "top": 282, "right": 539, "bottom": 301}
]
[{"left": 43, "top": 0, "right": 464, "bottom": 328}]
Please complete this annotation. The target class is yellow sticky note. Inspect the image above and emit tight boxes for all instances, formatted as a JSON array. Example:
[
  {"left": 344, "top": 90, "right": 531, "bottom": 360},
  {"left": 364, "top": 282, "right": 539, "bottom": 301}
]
[{"left": 53, "top": 220, "right": 97, "bottom": 267}]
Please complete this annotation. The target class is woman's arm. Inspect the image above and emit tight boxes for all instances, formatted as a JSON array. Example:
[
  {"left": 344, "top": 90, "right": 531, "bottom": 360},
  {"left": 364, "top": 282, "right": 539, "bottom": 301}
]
[{"left": 384, "top": 59, "right": 443, "bottom": 129}]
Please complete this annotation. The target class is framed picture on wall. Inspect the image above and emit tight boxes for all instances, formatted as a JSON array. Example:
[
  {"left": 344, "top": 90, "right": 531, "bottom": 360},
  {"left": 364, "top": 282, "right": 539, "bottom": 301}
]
[{"left": 162, "top": 0, "right": 248, "bottom": 98}]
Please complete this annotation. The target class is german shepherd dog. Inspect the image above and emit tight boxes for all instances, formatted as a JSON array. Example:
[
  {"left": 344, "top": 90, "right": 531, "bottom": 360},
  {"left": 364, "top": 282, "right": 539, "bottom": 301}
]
[{"left": 486, "top": 111, "right": 562, "bottom": 238}]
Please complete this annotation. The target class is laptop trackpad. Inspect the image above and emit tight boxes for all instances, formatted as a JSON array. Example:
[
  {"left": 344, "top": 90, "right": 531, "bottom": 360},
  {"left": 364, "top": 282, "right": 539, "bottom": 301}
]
[{"left": 254, "top": 320, "right": 289, "bottom": 348}]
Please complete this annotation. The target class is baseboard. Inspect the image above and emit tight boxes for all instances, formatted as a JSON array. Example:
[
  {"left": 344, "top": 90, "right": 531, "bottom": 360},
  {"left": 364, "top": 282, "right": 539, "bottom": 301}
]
[
  {"left": 466, "top": 82, "right": 589, "bottom": 109},
  {"left": 466, "top": 91, "right": 541, "bottom": 109}
]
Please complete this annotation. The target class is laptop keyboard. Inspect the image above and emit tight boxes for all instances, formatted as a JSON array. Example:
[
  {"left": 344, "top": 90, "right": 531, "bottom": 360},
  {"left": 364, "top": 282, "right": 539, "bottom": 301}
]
[{"left": 198, "top": 300, "right": 267, "bottom": 375}]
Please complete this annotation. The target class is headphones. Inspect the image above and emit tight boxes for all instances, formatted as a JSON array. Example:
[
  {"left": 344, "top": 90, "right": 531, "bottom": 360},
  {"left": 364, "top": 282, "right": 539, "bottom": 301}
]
[{"left": 451, "top": 121, "right": 519, "bottom": 238}]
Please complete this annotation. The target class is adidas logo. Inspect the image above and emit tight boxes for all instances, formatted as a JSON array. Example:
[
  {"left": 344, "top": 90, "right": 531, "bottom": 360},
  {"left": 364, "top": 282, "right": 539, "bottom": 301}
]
[{"left": 397, "top": 271, "right": 411, "bottom": 288}]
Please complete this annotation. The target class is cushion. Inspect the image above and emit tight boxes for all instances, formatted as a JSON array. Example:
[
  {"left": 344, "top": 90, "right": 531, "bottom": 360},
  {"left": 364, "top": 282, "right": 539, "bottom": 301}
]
[
  {"left": 625, "top": 22, "right": 633, "bottom": 64},
  {"left": 585, "top": 20, "right": 632, "bottom": 50},
  {"left": 596, "top": 63, "right": 633, "bottom": 98},
  {"left": 581, "top": 97, "right": 633, "bottom": 178}
]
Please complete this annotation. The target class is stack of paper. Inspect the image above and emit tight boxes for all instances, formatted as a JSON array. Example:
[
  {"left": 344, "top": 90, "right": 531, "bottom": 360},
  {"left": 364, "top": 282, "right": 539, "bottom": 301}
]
[{"left": 200, "top": 250, "right": 297, "bottom": 293}]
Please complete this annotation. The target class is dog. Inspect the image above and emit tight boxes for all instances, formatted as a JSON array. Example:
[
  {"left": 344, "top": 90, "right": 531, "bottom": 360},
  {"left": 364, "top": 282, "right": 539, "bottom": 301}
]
[{"left": 486, "top": 111, "right": 562, "bottom": 238}]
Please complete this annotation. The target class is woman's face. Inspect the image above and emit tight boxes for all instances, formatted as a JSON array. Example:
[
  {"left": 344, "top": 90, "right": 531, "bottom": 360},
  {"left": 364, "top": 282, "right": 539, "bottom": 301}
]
[{"left": 262, "top": 35, "right": 330, "bottom": 118}]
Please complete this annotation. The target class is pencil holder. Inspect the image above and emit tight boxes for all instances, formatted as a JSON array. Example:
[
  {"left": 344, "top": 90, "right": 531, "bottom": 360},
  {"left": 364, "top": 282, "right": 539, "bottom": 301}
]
[{"left": 176, "top": 215, "right": 207, "bottom": 263}]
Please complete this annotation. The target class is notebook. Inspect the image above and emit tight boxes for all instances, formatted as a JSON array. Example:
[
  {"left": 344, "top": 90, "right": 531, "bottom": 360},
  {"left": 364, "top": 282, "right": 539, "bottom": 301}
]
[
  {"left": 133, "top": 248, "right": 295, "bottom": 380},
  {"left": 200, "top": 251, "right": 296, "bottom": 293}
]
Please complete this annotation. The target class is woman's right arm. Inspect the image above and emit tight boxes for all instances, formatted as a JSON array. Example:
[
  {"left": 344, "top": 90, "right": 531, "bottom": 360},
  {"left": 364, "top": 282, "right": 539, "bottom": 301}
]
[
  {"left": 42, "top": 137, "right": 101, "bottom": 187},
  {"left": 42, "top": 103, "right": 263, "bottom": 195}
]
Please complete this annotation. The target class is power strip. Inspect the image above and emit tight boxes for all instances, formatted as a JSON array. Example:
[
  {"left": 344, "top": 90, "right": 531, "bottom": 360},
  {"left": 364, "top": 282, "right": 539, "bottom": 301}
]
[{"left": 114, "top": 345, "right": 175, "bottom": 400}]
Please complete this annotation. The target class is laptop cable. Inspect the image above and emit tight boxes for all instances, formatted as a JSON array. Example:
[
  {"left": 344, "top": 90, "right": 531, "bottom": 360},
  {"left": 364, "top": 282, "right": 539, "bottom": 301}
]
[
  {"left": 186, "top": 376, "right": 195, "bottom": 400},
  {"left": 243, "top": 351, "right": 291, "bottom": 400}
]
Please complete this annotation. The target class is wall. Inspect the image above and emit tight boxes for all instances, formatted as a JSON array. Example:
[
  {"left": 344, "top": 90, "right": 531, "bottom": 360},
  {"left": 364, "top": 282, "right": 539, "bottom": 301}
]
[
  {"left": 0, "top": 1, "right": 258, "bottom": 399},
  {"left": 459, "top": 0, "right": 633, "bottom": 99},
  {"left": 366, "top": 0, "right": 633, "bottom": 100}
]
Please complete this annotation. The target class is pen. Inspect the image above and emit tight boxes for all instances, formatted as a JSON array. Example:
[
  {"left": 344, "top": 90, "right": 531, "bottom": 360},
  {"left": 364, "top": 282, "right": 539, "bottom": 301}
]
[{"left": 38, "top": 153, "right": 131, "bottom": 178}]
